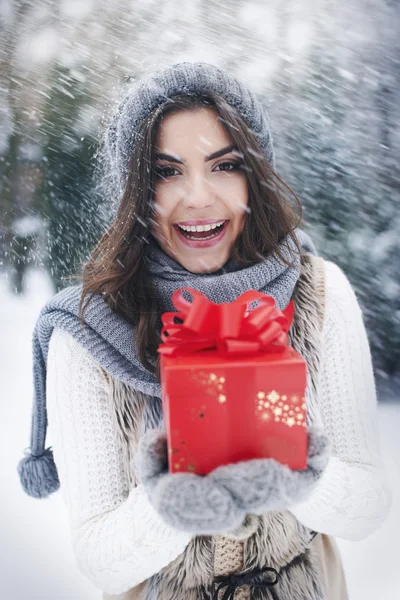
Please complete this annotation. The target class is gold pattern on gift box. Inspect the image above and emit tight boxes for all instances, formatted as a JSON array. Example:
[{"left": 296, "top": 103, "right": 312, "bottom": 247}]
[
  {"left": 168, "top": 424, "right": 197, "bottom": 472},
  {"left": 255, "top": 391, "right": 306, "bottom": 428},
  {"left": 170, "top": 447, "right": 197, "bottom": 472},
  {"left": 267, "top": 390, "right": 280, "bottom": 404},
  {"left": 260, "top": 412, "right": 271, "bottom": 421},
  {"left": 190, "top": 370, "right": 227, "bottom": 403}
]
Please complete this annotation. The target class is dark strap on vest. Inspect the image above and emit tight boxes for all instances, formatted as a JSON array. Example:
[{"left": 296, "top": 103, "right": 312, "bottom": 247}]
[
  {"left": 211, "top": 566, "right": 279, "bottom": 599},
  {"left": 207, "top": 530, "right": 319, "bottom": 599}
]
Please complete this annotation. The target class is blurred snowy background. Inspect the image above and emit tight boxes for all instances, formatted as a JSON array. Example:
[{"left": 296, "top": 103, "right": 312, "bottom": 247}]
[{"left": 0, "top": 0, "right": 399, "bottom": 598}]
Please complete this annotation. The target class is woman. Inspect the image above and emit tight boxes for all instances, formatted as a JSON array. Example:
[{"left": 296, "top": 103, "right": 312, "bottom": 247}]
[{"left": 18, "top": 63, "right": 392, "bottom": 600}]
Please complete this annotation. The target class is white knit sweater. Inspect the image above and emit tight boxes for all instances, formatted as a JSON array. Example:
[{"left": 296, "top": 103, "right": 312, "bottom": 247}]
[{"left": 46, "top": 260, "right": 392, "bottom": 595}]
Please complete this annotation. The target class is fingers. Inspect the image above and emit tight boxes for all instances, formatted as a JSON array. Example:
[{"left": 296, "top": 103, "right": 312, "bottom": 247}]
[{"left": 135, "top": 428, "right": 168, "bottom": 482}]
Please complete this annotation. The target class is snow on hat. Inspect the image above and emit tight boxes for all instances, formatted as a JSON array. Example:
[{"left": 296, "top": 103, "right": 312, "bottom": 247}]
[
  {"left": 17, "top": 62, "right": 275, "bottom": 499},
  {"left": 105, "top": 62, "right": 275, "bottom": 193}
]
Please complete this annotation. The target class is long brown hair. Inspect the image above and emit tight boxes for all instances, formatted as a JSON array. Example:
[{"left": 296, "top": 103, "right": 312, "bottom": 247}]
[{"left": 76, "top": 92, "right": 303, "bottom": 377}]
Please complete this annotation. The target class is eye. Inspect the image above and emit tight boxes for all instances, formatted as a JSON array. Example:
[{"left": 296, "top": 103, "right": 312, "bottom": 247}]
[
  {"left": 154, "top": 165, "right": 180, "bottom": 180},
  {"left": 213, "top": 161, "right": 242, "bottom": 172}
]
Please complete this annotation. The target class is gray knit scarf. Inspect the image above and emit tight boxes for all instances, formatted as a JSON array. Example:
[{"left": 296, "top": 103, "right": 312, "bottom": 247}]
[
  {"left": 17, "top": 229, "right": 316, "bottom": 500},
  {"left": 145, "top": 233, "right": 315, "bottom": 313}
]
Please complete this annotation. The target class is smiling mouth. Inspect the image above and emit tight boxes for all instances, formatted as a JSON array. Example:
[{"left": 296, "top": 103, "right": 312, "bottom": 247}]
[{"left": 174, "top": 221, "right": 228, "bottom": 240}]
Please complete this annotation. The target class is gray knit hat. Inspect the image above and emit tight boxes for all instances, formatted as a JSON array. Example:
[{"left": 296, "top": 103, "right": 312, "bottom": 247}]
[
  {"left": 106, "top": 62, "right": 275, "bottom": 194},
  {"left": 17, "top": 62, "right": 276, "bottom": 499}
]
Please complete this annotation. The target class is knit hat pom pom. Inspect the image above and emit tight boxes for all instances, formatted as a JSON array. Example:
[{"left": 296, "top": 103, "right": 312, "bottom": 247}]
[{"left": 17, "top": 447, "right": 60, "bottom": 499}]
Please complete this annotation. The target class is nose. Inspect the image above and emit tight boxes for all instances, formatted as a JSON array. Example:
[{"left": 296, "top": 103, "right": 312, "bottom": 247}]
[{"left": 182, "top": 174, "right": 216, "bottom": 210}]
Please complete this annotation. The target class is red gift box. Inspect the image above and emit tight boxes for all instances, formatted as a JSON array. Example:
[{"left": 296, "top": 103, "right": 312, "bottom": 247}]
[{"left": 158, "top": 288, "right": 308, "bottom": 475}]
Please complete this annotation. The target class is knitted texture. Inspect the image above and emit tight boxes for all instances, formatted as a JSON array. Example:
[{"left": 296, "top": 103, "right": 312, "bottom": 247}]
[
  {"left": 105, "top": 62, "right": 276, "bottom": 194},
  {"left": 17, "top": 228, "right": 316, "bottom": 498},
  {"left": 145, "top": 231, "right": 316, "bottom": 314},
  {"left": 213, "top": 536, "right": 250, "bottom": 600},
  {"left": 46, "top": 327, "right": 192, "bottom": 595},
  {"left": 44, "top": 261, "right": 392, "bottom": 594},
  {"left": 213, "top": 536, "right": 244, "bottom": 577}
]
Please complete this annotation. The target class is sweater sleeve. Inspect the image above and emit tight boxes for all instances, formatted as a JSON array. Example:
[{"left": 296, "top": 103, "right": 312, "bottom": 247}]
[
  {"left": 289, "top": 260, "right": 393, "bottom": 541},
  {"left": 46, "top": 326, "right": 192, "bottom": 595}
]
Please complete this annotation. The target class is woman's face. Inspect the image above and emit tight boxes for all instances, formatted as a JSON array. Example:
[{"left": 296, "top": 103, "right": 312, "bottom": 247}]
[{"left": 151, "top": 107, "right": 249, "bottom": 273}]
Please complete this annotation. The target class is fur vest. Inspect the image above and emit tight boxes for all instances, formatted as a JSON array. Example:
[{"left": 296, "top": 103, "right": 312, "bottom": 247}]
[{"left": 102, "top": 254, "right": 331, "bottom": 600}]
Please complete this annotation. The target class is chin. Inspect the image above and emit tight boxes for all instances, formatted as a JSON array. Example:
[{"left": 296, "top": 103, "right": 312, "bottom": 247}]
[
  {"left": 153, "top": 232, "right": 231, "bottom": 273},
  {"left": 180, "top": 254, "right": 228, "bottom": 274}
]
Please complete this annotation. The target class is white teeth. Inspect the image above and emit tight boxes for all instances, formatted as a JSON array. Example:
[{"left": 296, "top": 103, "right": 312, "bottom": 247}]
[{"left": 178, "top": 221, "right": 225, "bottom": 232}]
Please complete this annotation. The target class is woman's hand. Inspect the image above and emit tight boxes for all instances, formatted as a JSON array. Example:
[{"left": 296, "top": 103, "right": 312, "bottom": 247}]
[{"left": 135, "top": 426, "right": 331, "bottom": 535}]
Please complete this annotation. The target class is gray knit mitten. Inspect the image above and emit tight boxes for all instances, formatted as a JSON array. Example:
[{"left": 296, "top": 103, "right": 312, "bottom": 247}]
[{"left": 135, "top": 426, "right": 331, "bottom": 535}]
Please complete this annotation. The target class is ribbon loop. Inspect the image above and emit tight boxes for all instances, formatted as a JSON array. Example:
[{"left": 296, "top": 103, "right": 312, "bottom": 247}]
[
  {"left": 158, "top": 287, "right": 294, "bottom": 358},
  {"left": 212, "top": 566, "right": 280, "bottom": 600}
]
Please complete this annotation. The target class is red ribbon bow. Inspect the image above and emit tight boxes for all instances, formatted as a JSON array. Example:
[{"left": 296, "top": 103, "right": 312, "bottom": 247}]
[{"left": 158, "top": 287, "right": 295, "bottom": 358}]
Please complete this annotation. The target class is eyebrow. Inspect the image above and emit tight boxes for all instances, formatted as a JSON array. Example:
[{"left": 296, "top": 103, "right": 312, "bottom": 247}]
[{"left": 155, "top": 145, "right": 238, "bottom": 164}]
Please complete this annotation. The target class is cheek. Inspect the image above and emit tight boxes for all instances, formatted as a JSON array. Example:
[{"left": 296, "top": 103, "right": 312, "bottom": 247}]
[
  {"left": 217, "top": 176, "right": 248, "bottom": 217},
  {"left": 153, "top": 182, "right": 184, "bottom": 223},
  {"left": 152, "top": 191, "right": 175, "bottom": 231},
  {"left": 151, "top": 202, "right": 167, "bottom": 231}
]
